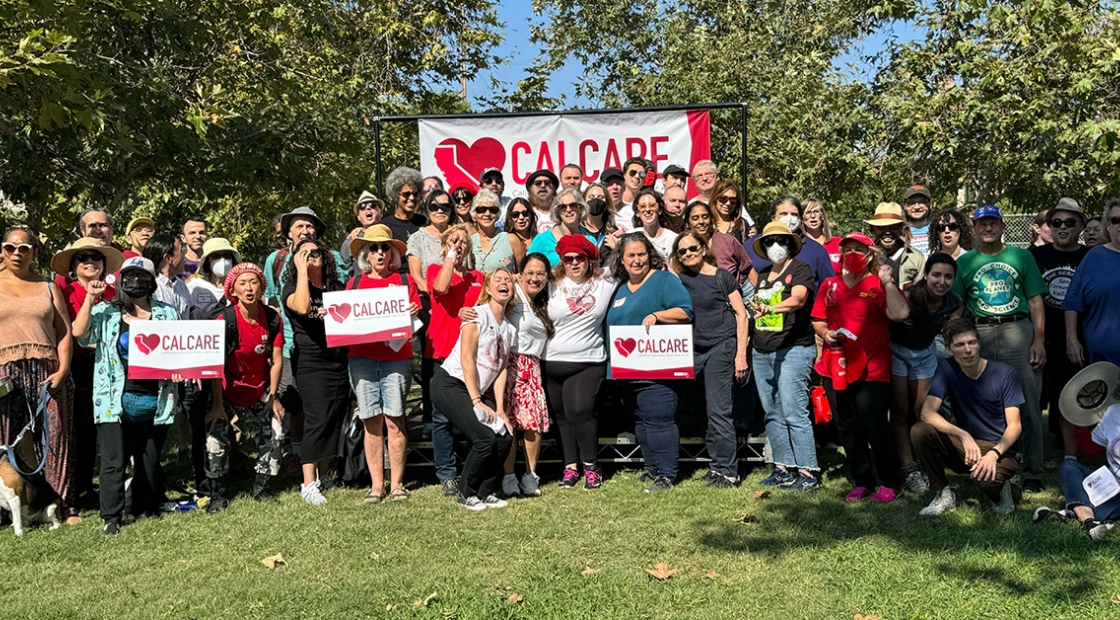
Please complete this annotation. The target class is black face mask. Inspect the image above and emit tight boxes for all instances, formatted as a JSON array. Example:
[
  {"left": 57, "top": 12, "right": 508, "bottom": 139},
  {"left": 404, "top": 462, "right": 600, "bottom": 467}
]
[
  {"left": 121, "top": 278, "right": 153, "bottom": 298},
  {"left": 587, "top": 198, "right": 607, "bottom": 216}
]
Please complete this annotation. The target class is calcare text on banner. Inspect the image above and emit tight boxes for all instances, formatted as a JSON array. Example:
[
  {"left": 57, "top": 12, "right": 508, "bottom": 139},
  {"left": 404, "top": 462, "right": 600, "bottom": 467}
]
[
  {"left": 128, "top": 320, "right": 225, "bottom": 380},
  {"left": 419, "top": 110, "right": 711, "bottom": 199},
  {"left": 323, "top": 286, "right": 413, "bottom": 348},
  {"left": 608, "top": 324, "right": 695, "bottom": 380}
]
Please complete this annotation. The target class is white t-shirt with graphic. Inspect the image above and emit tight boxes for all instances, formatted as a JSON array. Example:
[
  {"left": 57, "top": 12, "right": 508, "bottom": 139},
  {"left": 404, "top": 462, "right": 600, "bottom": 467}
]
[
  {"left": 187, "top": 277, "right": 224, "bottom": 319},
  {"left": 1091, "top": 404, "right": 1120, "bottom": 479},
  {"left": 535, "top": 209, "right": 554, "bottom": 233},
  {"left": 510, "top": 285, "right": 548, "bottom": 359},
  {"left": 441, "top": 305, "right": 518, "bottom": 394},
  {"left": 544, "top": 276, "right": 617, "bottom": 363},
  {"left": 645, "top": 228, "right": 678, "bottom": 261}
]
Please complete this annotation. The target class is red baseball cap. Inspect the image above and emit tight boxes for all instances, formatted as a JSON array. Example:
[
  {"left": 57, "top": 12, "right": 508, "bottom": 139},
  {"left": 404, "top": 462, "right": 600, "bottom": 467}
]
[{"left": 840, "top": 231, "right": 874, "bottom": 247}]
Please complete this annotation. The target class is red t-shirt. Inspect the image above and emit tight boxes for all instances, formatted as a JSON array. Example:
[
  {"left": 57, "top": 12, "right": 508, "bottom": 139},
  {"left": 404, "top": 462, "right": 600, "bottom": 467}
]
[
  {"left": 425, "top": 264, "right": 484, "bottom": 359},
  {"left": 55, "top": 275, "right": 117, "bottom": 357},
  {"left": 821, "top": 237, "right": 843, "bottom": 276},
  {"left": 812, "top": 274, "right": 892, "bottom": 383},
  {"left": 348, "top": 273, "right": 422, "bottom": 362},
  {"left": 220, "top": 305, "right": 284, "bottom": 407}
]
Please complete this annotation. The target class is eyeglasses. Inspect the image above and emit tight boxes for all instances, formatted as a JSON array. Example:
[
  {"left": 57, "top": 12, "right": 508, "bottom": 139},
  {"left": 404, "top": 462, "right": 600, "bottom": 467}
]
[
  {"left": 1110, "top": 216, "right": 1120, "bottom": 225},
  {"left": 1049, "top": 217, "right": 1079, "bottom": 229},
  {"left": 369, "top": 243, "right": 392, "bottom": 254},
  {"left": 637, "top": 205, "right": 658, "bottom": 214},
  {"left": 1, "top": 242, "right": 32, "bottom": 254},
  {"left": 558, "top": 202, "right": 579, "bottom": 211},
  {"left": 398, "top": 191, "right": 418, "bottom": 199},
  {"left": 475, "top": 206, "right": 500, "bottom": 215},
  {"left": 74, "top": 252, "right": 104, "bottom": 263},
  {"left": 716, "top": 195, "right": 739, "bottom": 205},
  {"left": 307, "top": 249, "right": 323, "bottom": 259},
  {"left": 510, "top": 210, "right": 530, "bottom": 219},
  {"left": 941, "top": 222, "right": 961, "bottom": 232},
  {"left": 676, "top": 244, "right": 702, "bottom": 256},
  {"left": 532, "top": 180, "right": 554, "bottom": 188},
  {"left": 428, "top": 202, "right": 451, "bottom": 213},
  {"left": 562, "top": 254, "right": 588, "bottom": 265}
]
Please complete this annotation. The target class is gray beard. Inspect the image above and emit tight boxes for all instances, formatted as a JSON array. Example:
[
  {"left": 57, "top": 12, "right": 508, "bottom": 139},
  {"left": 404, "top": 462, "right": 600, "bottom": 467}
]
[{"left": 529, "top": 192, "right": 553, "bottom": 211}]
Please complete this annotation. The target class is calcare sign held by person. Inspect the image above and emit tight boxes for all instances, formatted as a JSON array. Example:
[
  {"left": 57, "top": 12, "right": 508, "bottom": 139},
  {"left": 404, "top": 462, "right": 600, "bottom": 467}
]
[
  {"left": 128, "top": 320, "right": 225, "bottom": 380},
  {"left": 322, "top": 286, "right": 413, "bottom": 347},
  {"left": 608, "top": 325, "right": 695, "bottom": 380}
]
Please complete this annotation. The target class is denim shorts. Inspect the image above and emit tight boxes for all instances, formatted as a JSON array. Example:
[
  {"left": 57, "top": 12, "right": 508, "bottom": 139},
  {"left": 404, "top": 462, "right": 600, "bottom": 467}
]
[
  {"left": 891, "top": 341, "right": 938, "bottom": 380},
  {"left": 348, "top": 357, "right": 412, "bottom": 419}
]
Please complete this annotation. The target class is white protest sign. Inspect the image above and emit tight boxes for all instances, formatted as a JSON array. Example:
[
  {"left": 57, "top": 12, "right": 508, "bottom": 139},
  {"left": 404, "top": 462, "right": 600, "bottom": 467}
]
[
  {"left": 322, "top": 286, "right": 413, "bottom": 348},
  {"left": 128, "top": 320, "right": 225, "bottom": 380},
  {"left": 608, "top": 325, "right": 694, "bottom": 380},
  {"left": 1082, "top": 465, "right": 1120, "bottom": 507}
]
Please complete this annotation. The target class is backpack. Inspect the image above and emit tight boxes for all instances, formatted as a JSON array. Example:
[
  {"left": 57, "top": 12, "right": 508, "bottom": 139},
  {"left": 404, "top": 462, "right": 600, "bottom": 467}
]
[
  {"left": 270, "top": 248, "right": 291, "bottom": 289},
  {"left": 217, "top": 303, "right": 282, "bottom": 357}
]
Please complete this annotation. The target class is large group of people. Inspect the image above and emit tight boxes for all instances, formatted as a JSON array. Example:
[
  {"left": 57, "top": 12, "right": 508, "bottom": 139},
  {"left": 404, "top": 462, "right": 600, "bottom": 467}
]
[{"left": 3, "top": 161, "right": 1120, "bottom": 540}]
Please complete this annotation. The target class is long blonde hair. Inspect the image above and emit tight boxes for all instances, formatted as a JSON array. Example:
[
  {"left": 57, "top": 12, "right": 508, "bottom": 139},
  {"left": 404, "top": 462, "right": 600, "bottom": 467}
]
[
  {"left": 477, "top": 267, "right": 517, "bottom": 316},
  {"left": 802, "top": 197, "right": 832, "bottom": 240}
]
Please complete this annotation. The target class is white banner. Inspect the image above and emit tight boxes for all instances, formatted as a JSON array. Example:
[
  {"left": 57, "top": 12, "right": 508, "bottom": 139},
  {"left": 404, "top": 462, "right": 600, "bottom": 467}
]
[
  {"left": 419, "top": 110, "right": 711, "bottom": 198},
  {"left": 322, "top": 287, "right": 413, "bottom": 348},
  {"left": 128, "top": 320, "right": 225, "bottom": 380},
  {"left": 608, "top": 325, "right": 695, "bottom": 380}
]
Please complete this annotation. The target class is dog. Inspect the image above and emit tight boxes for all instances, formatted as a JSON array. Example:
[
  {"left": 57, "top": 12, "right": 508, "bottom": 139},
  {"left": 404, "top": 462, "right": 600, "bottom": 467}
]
[{"left": 0, "top": 443, "right": 61, "bottom": 536}]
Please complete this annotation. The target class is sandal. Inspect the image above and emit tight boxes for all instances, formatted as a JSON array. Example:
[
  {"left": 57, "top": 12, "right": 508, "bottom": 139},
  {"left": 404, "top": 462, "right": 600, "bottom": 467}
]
[
  {"left": 390, "top": 486, "right": 410, "bottom": 502},
  {"left": 363, "top": 489, "right": 385, "bottom": 504}
]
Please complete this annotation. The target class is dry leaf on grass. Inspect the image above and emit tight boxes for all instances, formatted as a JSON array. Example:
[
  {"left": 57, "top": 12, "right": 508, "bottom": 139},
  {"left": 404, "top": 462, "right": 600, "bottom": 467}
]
[
  {"left": 386, "top": 604, "right": 396, "bottom": 611},
  {"left": 734, "top": 514, "right": 760, "bottom": 524},
  {"left": 581, "top": 567, "right": 599, "bottom": 576},
  {"left": 1111, "top": 594, "right": 1120, "bottom": 605},
  {"left": 855, "top": 615, "right": 881, "bottom": 620},
  {"left": 705, "top": 571, "right": 720, "bottom": 580},
  {"left": 645, "top": 562, "right": 678, "bottom": 580},
  {"left": 413, "top": 592, "right": 438, "bottom": 609},
  {"left": 493, "top": 583, "right": 509, "bottom": 591},
  {"left": 507, "top": 593, "right": 523, "bottom": 605},
  {"left": 754, "top": 490, "right": 771, "bottom": 499},
  {"left": 369, "top": 551, "right": 380, "bottom": 560},
  {"left": 260, "top": 553, "right": 285, "bottom": 569},
  {"left": 248, "top": 603, "right": 264, "bottom": 610}
]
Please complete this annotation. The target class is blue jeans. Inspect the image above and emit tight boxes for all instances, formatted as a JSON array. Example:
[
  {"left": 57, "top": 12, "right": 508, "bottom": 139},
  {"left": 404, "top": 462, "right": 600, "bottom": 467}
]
[
  {"left": 753, "top": 345, "right": 818, "bottom": 471},
  {"left": 977, "top": 319, "right": 1043, "bottom": 481},
  {"left": 121, "top": 392, "right": 159, "bottom": 423},
  {"left": 349, "top": 357, "right": 412, "bottom": 419},
  {"left": 619, "top": 380, "right": 680, "bottom": 479},
  {"left": 429, "top": 357, "right": 457, "bottom": 482},
  {"left": 695, "top": 339, "right": 737, "bottom": 477},
  {"left": 1059, "top": 458, "right": 1120, "bottom": 521}
]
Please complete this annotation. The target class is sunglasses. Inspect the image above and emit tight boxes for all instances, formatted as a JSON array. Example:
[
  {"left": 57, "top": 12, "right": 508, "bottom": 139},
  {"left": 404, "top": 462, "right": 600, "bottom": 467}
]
[
  {"left": 357, "top": 201, "right": 380, "bottom": 211},
  {"left": 510, "top": 210, "right": 530, "bottom": 219},
  {"left": 482, "top": 176, "right": 503, "bottom": 184},
  {"left": 558, "top": 202, "right": 579, "bottom": 211},
  {"left": 475, "top": 206, "right": 500, "bottom": 215},
  {"left": 428, "top": 202, "right": 452, "bottom": 213},
  {"left": 1049, "top": 217, "right": 1079, "bottom": 229},
  {"left": 368, "top": 243, "right": 392, "bottom": 254},
  {"left": 532, "top": 180, "right": 554, "bottom": 188},
  {"left": 716, "top": 195, "right": 739, "bottom": 204},
  {"left": 941, "top": 222, "right": 961, "bottom": 232},
  {"left": 1110, "top": 216, "right": 1120, "bottom": 225},
  {"left": 676, "top": 244, "right": 702, "bottom": 256},
  {"left": 454, "top": 196, "right": 472, "bottom": 204},
  {"left": 2, "top": 242, "right": 32, "bottom": 254},
  {"left": 562, "top": 254, "right": 588, "bottom": 264},
  {"left": 637, "top": 205, "right": 659, "bottom": 214},
  {"left": 398, "top": 191, "right": 418, "bottom": 199},
  {"left": 307, "top": 249, "right": 323, "bottom": 259},
  {"left": 626, "top": 169, "right": 645, "bottom": 177},
  {"left": 74, "top": 252, "right": 105, "bottom": 263},
  {"left": 761, "top": 237, "right": 788, "bottom": 248}
]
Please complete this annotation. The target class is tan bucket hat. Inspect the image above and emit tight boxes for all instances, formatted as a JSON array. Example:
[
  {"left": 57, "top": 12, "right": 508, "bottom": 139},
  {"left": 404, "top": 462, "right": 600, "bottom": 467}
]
[{"left": 51, "top": 237, "right": 125, "bottom": 276}]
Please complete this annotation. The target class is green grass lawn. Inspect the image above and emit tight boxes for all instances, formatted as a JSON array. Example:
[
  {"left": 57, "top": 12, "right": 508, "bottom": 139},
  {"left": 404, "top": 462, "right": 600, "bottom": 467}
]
[{"left": 2, "top": 451, "right": 1118, "bottom": 620}]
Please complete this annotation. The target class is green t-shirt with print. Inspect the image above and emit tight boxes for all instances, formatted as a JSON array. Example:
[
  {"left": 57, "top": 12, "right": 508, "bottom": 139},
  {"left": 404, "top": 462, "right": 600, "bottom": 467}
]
[{"left": 952, "top": 246, "right": 1046, "bottom": 317}]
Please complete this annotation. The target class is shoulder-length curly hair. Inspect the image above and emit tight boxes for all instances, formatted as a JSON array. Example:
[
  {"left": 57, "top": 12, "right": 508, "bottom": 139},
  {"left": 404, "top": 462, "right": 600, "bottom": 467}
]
[
  {"left": 385, "top": 166, "right": 423, "bottom": 203},
  {"left": 284, "top": 239, "right": 344, "bottom": 291},
  {"left": 608, "top": 231, "right": 665, "bottom": 281},
  {"left": 930, "top": 208, "right": 973, "bottom": 253}
]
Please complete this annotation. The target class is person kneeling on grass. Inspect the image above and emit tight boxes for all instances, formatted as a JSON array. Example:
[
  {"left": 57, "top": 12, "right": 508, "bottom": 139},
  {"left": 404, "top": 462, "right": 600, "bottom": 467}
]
[
  {"left": 911, "top": 318, "right": 1021, "bottom": 516},
  {"left": 431, "top": 268, "right": 519, "bottom": 511},
  {"left": 1034, "top": 362, "right": 1120, "bottom": 540},
  {"left": 203, "top": 263, "right": 285, "bottom": 512}
]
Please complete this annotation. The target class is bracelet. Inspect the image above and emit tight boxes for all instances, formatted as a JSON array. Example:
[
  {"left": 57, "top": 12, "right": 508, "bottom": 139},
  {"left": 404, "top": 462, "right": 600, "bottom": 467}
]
[
  {"left": 649, "top": 312, "right": 658, "bottom": 323},
  {"left": 990, "top": 448, "right": 1002, "bottom": 459},
  {"left": 471, "top": 396, "right": 482, "bottom": 403}
]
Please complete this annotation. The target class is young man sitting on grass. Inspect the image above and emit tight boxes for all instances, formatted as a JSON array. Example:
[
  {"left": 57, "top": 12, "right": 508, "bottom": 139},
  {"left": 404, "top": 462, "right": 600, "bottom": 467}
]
[{"left": 910, "top": 318, "right": 1022, "bottom": 516}]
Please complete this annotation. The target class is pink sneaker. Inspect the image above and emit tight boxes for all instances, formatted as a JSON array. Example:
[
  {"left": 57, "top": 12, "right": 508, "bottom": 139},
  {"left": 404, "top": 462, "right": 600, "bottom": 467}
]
[
  {"left": 871, "top": 486, "right": 899, "bottom": 502},
  {"left": 845, "top": 486, "right": 873, "bottom": 501}
]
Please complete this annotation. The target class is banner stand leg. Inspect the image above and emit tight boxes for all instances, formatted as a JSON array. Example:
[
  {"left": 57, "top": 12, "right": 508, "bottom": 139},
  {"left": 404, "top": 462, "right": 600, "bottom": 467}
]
[
  {"left": 739, "top": 103, "right": 748, "bottom": 207},
  {"left": 374, "top": 113, "right": 383, "bottom": 197}
]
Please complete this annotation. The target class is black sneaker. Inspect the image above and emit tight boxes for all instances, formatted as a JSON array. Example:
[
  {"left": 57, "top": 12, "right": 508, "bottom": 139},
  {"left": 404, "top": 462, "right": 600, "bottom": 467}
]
[
  {"left": 440, "top": 478, "right": 459, "bottom": 498},
  {"left": 645, "top": 476, "right": 674, "bottom": 494},
  {"left": 701, "top": 470, "right": 723, "bottom": 484},
  {"left": 707, "top": 474, "right": 739, "bottom": 489},
  {"left": 1022, "top": 479, "right": 1044, "bottom": 495},
  {"left": 456, "top": 494, "right": 486, "bottom": 512},
  {"left": 638, "top": 470, "right": 656, "bottom": 484},
  {"left": 1082, "top": 519, "right": 1114, "bottom": 540},
  {"left": 103, "top": 521, "right": 121, "bottom": 536},
  {"left": 1033, "top": 506, "right": 1072, "bottom": 523},
  {"left": 206, "top": 495, "right": 230, "bottom": 514}
]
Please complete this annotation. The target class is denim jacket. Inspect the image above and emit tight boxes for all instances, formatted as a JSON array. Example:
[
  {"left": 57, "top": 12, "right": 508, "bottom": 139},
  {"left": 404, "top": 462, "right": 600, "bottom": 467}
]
[{"left": 77, "top": 301, "right": 180, "bottom": 425}]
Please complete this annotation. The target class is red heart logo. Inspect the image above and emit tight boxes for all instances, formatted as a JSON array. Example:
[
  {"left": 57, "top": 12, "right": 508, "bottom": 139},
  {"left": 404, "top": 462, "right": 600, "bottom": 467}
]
[
  {"left": 135, "top": 333, "right": 161, "bottom": 355},
  {"left": 433, "top": 138, "right": 505, "bottom": 191},
  {"left": 613, "top": 337, "right": 637, "bottom": 358},
  {"left": 566, "top": 294, "right": 595, "bottom": 315},
  {"left": 328, "top": 303, "right": 351, "bottom": 323}
]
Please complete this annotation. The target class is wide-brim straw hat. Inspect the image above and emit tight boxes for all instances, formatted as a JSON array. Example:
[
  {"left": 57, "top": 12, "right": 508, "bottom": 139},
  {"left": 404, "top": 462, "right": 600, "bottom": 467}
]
[
  {"left": 349, "top": 224, "right": 407, "bottom": 258},
  {"left": 51, "top": 237, "right": 125, "bottom": 276},
  {"left": 864, "top": 202, "right": 906, "bottom": 227},
  {"left": 752, "top": 221, "right": 803, "bottom": 258},
  {"left": 1059, "top": 362, "right": 1120, "bottom": 427}
]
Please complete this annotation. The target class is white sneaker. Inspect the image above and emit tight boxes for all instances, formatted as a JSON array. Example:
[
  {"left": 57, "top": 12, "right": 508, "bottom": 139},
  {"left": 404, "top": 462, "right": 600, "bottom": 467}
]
[
  {"left": 482, "top": 495, "right": 508, "bottom": 509},
  {"left": 992, "top": 481, "right": 1015, "bottom": 515},
  {"left": 918, "top": 487, "right": 956, "bottom": 516},
  {"left": 300, "top": 480, "right": 327, "bottom": 506},
  {"left": 501, "top": 474, "right": 520, "bottom": 498},
  {"left": 520, "top": 471, "right": 542, "bottom": 497},
  {"left": 457, "top": 495, "right": 486, "bottom": 511}
]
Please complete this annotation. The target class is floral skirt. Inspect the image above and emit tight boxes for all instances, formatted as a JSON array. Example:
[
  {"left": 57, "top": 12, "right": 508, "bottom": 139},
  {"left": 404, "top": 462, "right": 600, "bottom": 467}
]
[{"left": 504, "top": 354, "right": 549, "bottom": 432}]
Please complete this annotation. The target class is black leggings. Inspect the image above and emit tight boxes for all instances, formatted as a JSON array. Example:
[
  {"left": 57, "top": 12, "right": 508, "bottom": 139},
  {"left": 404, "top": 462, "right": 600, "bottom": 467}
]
[
  {"left": 430, "top": 367, "right": 512, "bottom": 499},
  {"left": 825, "top": 379, "right": 901, "bottom": 489},
  {"left": 543, "top": 360, "right": 605, "bottom": 467}
]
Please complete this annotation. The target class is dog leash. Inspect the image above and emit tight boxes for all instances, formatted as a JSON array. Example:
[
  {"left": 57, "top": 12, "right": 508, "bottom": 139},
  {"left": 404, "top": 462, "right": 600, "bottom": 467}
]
[{"left": 5, "top": 382, "right": 52, "bottom": 477}]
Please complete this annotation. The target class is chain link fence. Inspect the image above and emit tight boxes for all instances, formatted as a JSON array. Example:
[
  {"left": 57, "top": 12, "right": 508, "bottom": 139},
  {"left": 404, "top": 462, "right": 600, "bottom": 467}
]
[{"left": 832, "top": 213, "right": 1037, "bottom": 248}]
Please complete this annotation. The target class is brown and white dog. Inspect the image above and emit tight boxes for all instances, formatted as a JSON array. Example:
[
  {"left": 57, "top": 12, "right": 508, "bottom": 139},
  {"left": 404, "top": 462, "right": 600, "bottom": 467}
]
[{"left": 0, "top": 443, "right": 61, "bottom": 536}]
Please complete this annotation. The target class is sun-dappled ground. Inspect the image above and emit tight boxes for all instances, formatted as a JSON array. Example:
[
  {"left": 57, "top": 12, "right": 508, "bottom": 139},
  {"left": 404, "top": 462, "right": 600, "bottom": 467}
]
[{"left": 2, "top": 451, "right": 1118, "bottom": 620}]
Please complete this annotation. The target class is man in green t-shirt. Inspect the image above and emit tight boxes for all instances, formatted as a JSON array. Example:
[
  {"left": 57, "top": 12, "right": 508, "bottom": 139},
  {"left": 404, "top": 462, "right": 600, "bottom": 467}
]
[{"left": 952, "top": 205, "right": 1047, "bottom": 494}]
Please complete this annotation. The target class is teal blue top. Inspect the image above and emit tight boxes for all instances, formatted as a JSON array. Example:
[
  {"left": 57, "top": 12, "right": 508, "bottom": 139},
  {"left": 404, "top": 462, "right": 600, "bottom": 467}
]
[
  {"left": 471, "top": 232, "right": 517, "bottom": 272},
  {"left": 77, "top": 301, "right": 181, "bottom": 425},
  {"left": 527, "top": 229, "right": 598, "bottom": 270}
]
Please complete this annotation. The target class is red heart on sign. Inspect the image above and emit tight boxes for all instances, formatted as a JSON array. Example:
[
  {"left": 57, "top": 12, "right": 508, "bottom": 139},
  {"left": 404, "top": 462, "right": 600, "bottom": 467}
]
[
  {"left": 433, "top": 138, "right": 505, "bottom": 191},
  {"left": 328, "top": 303, "right": 351, "bottom": 323},
  {"left": 613, "top": 337, "right": 637, "bottom": 358},
  {"left": 135, "top": 333, "right": 161, "bottom": 355}
]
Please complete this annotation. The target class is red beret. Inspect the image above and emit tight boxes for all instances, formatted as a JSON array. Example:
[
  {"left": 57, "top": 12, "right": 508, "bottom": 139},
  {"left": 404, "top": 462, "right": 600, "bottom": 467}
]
[{"left": 555, "top": 234, "right": 599, "bottom": 262}]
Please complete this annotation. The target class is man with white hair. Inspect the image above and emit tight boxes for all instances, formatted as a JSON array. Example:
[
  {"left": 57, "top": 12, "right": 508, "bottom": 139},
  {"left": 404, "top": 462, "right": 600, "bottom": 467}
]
[{"left": 691, "top": 160, "right": 719, "bottom": 204}]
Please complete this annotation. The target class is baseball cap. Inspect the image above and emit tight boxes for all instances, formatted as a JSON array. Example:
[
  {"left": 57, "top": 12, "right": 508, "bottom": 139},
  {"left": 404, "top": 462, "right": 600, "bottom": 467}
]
[
  {"left": 126, "top": 217, "right": 155, "bottom": 233},
  {"left": 839, "top": 231, "right": 874, "bottom": 247},
  {"left": 903, "top": 185, "right": 931, "bottom": 201},
  {"left": 120, "top": 256, "right": 157, "bottom": 277},
  {"left": 973, "top": 204, "right": 1004, "bottom": 220},
  {"left": 481, "top": 167, "right": 503, "bottom": 182},
  {"left": 599, "top": 168, "right": 624, "bottom": 183},
  {"left": 663, "top": 164, "right": 690, "bottom": 178}
]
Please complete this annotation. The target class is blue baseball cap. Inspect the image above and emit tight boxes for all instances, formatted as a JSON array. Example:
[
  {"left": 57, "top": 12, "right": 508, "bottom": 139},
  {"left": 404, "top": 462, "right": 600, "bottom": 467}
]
[{"left": 973, "top": 204, "right": 1003, "bottom": 220}]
